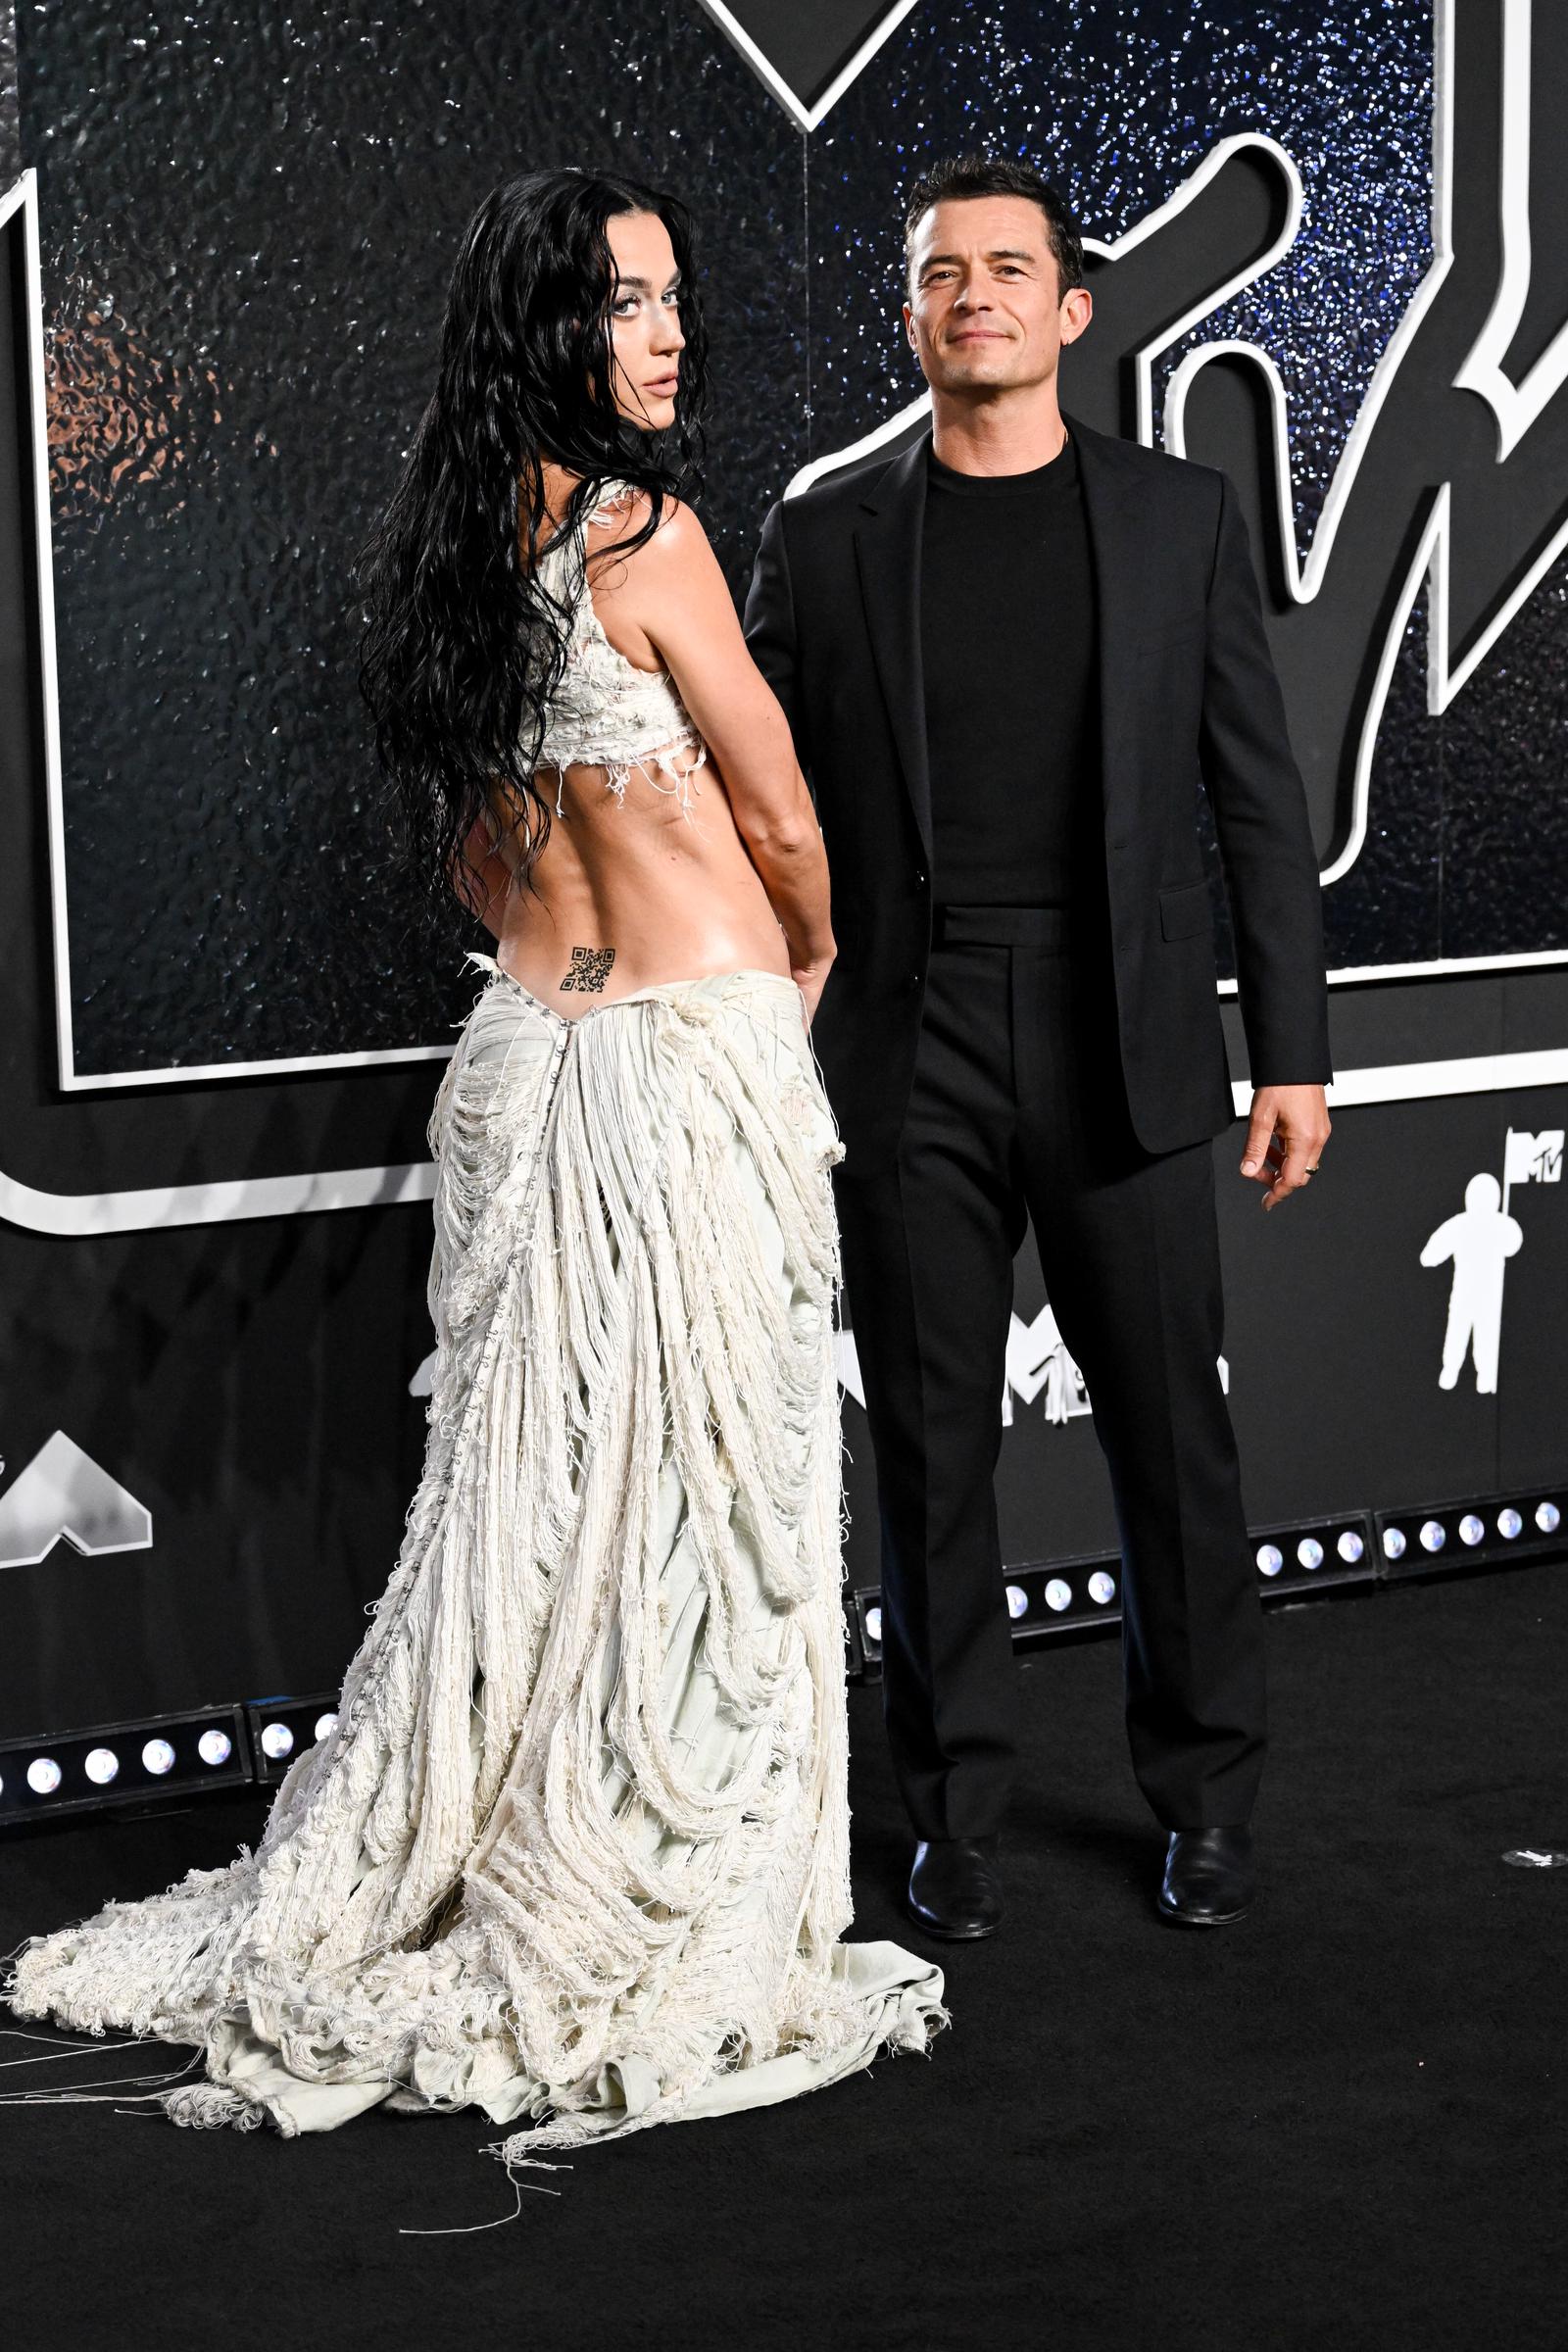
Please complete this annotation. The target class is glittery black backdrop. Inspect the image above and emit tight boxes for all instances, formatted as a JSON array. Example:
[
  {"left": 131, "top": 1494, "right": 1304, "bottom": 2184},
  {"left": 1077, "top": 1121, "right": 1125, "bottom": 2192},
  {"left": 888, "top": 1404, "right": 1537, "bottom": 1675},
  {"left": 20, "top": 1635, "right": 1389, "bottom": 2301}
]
[
  {"left": 21, "top": 0, "right": 808, "bottom": 1078},
  {"left": 18, "top": 0, "right": 1568, "bottom": 1079},
  {"left": 3, "top": 1, "right": 1567, "bottom": 1751}
]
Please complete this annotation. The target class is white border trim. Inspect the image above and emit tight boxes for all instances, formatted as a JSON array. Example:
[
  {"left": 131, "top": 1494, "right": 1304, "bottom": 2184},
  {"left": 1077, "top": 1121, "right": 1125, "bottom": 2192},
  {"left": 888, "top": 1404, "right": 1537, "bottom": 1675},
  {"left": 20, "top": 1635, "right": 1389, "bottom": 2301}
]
[
  {"left": 1451, "top": 0, "right": 1568, "bottom": 459},
  {"left": 1221, "top": 944, "right": 1568, "bottom": 994},
  {"left": 71, "top": 1042, "right": 455, "bottom": 1093},
  {"left": 1233, "top": 1049, "right": 1568, "bottom": 1117},
  {"left": 695, "top": 1, "right": 922, "bottom": 133},
  {"left": 0, "top": 1157, "right": 436, "bottom": 1238},
  {"left": 7, "top": 174, "right": 70, "bottom": 1086},
  {"left": 4, "top": 170, "right": 470, "bottom": 1095}
]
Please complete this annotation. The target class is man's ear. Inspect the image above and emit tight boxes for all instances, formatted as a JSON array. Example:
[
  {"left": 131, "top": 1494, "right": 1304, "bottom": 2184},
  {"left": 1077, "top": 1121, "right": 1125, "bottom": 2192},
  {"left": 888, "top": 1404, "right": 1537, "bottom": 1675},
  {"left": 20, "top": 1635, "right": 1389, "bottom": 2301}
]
[{"left": 1059, "top": 285, "right": 1094, "bottom": 348}]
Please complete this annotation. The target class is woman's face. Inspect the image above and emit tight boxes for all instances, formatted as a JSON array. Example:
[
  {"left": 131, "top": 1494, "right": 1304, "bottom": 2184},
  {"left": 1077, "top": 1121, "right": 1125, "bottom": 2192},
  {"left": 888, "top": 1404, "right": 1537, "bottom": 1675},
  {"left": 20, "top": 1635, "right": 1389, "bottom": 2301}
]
[{"left": 605, "top": 210, "right": 685, "bottom": 431}]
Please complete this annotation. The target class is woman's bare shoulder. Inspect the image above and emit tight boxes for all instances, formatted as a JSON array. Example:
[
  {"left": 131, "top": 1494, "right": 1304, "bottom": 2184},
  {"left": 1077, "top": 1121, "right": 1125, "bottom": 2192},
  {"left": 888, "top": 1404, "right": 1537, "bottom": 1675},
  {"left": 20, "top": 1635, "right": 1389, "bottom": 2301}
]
[{"left": 587, "top": 486, "right": 711, "bottom": 567}]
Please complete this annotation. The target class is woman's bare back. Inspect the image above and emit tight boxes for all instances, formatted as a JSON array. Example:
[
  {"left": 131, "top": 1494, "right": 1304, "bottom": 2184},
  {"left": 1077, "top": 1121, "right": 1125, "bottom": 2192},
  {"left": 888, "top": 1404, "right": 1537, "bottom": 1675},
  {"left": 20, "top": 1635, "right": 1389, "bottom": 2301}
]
[{"left": 478, "top": 487, "right": 796, "bottom": 1022}]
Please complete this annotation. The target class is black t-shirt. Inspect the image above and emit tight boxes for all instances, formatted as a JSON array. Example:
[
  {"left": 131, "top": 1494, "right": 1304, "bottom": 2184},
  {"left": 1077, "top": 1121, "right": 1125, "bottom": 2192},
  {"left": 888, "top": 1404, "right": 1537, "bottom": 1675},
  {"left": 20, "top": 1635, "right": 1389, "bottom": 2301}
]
[{"left": 920, "top": 433, "right": 1100, "bottom": 906}]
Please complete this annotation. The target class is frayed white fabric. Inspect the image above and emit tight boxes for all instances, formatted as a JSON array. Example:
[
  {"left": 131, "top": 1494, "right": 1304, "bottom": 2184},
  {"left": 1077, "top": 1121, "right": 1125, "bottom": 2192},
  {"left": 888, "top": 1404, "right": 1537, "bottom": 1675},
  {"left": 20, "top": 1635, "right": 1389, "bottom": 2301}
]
[
  {"left": 7, "top": 966, "right": 944, "bottom": 2154},
  {"left": 533, "top": 479, "right": 709, "bottom": 813}
]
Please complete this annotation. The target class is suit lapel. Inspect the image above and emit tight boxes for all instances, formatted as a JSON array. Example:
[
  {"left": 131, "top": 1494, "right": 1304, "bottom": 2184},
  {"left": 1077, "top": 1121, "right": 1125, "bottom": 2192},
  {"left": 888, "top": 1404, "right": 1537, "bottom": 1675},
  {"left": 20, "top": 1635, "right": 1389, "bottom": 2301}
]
[
  {"left": 1067, "top": 414, "right": 1144, "bottom": 847},
  {"left": 853, "top": 434, "right": 934, "bottom": 858}
]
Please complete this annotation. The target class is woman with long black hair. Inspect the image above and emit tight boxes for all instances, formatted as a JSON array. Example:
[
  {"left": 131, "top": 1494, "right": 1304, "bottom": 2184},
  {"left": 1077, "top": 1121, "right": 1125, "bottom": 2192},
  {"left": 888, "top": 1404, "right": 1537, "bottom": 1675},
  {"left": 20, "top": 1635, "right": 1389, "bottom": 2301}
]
[{"left": 9, "top": 169, "right": 942, "bottom": 2163}]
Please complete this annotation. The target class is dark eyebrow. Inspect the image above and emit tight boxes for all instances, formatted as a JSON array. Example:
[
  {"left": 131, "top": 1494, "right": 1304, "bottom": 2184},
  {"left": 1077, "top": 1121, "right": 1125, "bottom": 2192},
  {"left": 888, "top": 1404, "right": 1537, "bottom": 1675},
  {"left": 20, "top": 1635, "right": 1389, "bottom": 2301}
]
[
  {"left": 919, "top": 247, "right": 1041, "bottom": 273},
  {"left": 612, "top": 273, "right": 682, "bottom": 294}
]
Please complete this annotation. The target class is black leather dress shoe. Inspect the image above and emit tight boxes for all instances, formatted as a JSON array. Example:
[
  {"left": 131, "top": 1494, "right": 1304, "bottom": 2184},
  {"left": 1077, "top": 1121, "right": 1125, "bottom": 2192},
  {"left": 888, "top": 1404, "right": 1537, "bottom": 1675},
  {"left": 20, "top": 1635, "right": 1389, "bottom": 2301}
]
[
  {"left": 906, "top": 1836, "right": 1004, "bottom": 1940},
  {"left": 1157, "top": 1827, "right": 1255, "bottom": 1926}
]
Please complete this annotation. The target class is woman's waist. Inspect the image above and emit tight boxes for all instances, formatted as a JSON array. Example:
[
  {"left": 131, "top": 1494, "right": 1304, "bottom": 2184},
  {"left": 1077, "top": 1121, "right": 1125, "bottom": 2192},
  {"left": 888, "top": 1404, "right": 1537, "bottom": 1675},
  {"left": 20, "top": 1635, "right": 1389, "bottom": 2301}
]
[
  {"left": 492, "top": 925, "right": 795, "bottom": 1020},
  {"left": 494, "top": 856, "right": 785, "bottom": 989}
]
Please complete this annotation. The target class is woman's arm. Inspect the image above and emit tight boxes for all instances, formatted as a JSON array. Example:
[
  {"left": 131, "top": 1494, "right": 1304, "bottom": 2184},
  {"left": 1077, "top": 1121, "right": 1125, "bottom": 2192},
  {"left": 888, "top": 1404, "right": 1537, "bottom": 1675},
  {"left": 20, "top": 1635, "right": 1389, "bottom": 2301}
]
[
  {"left": 449, "top": 808, "right": 513, "bottom": 938},
  {"left": 594, "top": 500, "right": 835, "bottom": 1009}
]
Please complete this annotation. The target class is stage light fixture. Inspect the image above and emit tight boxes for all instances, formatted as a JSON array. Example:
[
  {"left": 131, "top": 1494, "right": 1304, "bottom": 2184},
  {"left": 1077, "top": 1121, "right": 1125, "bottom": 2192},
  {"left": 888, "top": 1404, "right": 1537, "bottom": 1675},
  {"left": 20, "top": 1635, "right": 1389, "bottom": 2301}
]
[
  {"left": 242, "top": 1695, "right": 345, "bottom": 1786},
  {"left": 849, "top": 1592, "right": 885, "bottom": 1674},
  {"left": 1376, "top": 1490, "right": 1568, "bottom": 1586},
  {"left": 1249, "top": 1514, "right": 1376, "bottom": 1600},
  {"left": 1005, "top": 1585, "right": 1029, "bottom": 1619},
  {"left": 0, "top": 1705, "right": 251, "bottom": 1825},
  {"left": 1044, "top": 1580, "right": 1072, "bottom": 1612},
  {"left": 1088, "top": 1571, "right": 1116, "bottom": 1604},
  {"left": 1384, "top": 1526, "right": 1407, "bottom": 1559}
]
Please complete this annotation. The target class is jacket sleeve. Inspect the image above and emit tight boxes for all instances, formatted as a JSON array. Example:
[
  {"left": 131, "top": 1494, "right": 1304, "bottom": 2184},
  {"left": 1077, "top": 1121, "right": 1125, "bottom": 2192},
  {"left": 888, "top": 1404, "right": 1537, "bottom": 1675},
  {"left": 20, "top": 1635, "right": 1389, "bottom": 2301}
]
[
  {"left": 742, "top": 497, "right": 812, "bottom": 790},
  {"left": 1199, "top": 470, "right": 1334, "bottom": 1089}
]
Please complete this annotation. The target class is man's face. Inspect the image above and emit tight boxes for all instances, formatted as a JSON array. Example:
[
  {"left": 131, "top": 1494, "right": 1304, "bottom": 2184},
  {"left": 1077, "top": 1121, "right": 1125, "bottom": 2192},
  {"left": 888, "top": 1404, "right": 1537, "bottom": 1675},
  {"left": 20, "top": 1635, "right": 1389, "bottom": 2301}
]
[{"left": 903, "top": 195, "right": 1092, "bottom": 397}]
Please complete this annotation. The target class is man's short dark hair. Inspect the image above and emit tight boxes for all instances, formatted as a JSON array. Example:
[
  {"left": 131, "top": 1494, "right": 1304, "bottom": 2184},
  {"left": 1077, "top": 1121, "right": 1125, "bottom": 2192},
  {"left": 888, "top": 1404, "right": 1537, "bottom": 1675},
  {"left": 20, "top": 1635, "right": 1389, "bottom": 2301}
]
[{"left": 904, "top": 154, "right": 1085, "bottom": 295}]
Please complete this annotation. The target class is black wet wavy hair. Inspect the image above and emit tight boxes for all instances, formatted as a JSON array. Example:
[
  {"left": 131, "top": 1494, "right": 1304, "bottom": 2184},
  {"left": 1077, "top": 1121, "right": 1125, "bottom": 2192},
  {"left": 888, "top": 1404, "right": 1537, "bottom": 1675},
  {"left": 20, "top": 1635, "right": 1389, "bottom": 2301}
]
[{"left": 359, "top": 167, "right": 708, "bottom": 902}]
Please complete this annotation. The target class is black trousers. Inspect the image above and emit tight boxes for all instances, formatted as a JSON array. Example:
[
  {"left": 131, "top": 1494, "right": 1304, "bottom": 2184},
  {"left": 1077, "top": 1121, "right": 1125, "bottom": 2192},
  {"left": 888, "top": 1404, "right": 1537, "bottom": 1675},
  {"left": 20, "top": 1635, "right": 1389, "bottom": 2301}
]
[{"left": 833, "top": 911, "right": 1266, "bottom": 1840}]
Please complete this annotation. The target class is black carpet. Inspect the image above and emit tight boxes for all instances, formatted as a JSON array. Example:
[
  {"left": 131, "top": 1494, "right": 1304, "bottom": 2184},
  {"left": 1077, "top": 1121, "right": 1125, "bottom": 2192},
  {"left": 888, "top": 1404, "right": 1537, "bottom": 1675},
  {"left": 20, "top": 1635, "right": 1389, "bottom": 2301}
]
[{"left": 6, "top": 1564, "right": 1568, "bottom": 2352}]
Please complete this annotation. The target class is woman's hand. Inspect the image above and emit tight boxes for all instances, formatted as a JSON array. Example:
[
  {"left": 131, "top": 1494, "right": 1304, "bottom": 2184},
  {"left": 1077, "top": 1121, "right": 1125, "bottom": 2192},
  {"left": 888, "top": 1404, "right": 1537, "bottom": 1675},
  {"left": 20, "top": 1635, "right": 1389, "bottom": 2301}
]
[{"left": 792, "top": 949, "right": 835, "bottom": 1030}]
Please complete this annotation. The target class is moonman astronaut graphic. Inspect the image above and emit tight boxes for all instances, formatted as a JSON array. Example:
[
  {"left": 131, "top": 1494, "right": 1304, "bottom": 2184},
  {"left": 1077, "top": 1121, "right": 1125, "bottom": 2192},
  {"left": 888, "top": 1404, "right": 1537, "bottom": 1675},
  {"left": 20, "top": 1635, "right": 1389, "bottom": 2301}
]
[{"left": 1420, "top": 1173, "right": 1523, "bottom": 1395}]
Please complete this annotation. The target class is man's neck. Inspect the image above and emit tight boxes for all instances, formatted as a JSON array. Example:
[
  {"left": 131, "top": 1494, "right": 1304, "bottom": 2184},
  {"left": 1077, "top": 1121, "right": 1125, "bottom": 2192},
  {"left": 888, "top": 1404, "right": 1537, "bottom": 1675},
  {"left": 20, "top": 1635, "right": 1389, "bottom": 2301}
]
[{"left": 928, "top": 386, "right": 1068, "bottom": 477}]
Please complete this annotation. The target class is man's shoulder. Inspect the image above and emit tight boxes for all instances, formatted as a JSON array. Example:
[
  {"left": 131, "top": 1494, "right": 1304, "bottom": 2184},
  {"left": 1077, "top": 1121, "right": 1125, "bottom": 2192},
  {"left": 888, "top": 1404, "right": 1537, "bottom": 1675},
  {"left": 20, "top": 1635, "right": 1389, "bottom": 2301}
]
[
  {"left": 1070, "top": 417, "right": 1227, "bottom": 509},
  {"left": 769, "top": 429, "right": 928, "bottom": 534}
]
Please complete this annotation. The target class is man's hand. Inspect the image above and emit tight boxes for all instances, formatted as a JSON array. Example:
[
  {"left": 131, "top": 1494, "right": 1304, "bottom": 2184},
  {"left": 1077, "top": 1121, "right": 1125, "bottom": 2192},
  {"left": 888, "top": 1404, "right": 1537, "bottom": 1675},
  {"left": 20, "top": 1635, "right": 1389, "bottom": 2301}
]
[{"left": 1240, "top": 1084, "right": 1331, "bottom": 1211}]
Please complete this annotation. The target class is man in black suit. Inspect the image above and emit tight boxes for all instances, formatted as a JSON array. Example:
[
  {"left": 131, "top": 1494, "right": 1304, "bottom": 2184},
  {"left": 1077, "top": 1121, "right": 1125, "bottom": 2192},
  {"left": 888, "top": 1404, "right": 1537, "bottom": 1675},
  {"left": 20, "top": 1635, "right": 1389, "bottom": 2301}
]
[{"left": 743, "top": 154, "right": 1332, "bottom": 1938}]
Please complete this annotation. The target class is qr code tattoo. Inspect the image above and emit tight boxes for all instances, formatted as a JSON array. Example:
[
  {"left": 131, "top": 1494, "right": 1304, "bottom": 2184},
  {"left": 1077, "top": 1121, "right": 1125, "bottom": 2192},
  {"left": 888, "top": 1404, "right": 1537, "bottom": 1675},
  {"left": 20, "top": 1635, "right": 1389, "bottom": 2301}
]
[{"left": 559, "top": 946, "right": 616, "bottom": 995}]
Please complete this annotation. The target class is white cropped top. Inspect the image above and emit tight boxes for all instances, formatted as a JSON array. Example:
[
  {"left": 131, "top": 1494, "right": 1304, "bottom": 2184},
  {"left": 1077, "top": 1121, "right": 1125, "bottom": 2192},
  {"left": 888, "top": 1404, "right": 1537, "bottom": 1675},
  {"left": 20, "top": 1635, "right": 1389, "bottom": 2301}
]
[{"left": 530, "top": 479, "right": 707, "bottom": 812}]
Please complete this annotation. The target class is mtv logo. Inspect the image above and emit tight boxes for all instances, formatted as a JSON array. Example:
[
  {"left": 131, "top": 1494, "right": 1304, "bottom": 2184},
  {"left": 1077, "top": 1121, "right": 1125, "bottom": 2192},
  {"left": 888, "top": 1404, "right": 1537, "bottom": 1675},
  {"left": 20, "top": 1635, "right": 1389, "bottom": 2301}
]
[
  {"left": 1504, "top": 1129, "right": 1564, "bottom": 1188},
  {"left": 834, "top": 1327, "right": 866, "bottom": 1410},
  {"left": 837, "top": 1312, "right": 1225, "bottom": 1427},
  {"left": 1004, "top": 1308, "right": 1092, "bottom": 1428},
  {"left": 0, "top": 1432, "right": 153, "bottom": 1569}
]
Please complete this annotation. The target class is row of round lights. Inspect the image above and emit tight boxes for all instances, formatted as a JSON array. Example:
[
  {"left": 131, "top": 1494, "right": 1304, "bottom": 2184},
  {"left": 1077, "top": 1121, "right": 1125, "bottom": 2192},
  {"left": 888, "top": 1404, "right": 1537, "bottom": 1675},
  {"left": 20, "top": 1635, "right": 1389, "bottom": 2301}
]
[
  {"left": 9, "top": 1724, "right": 235, "bottom": 1800},
  {"left": 258, "top": 1710, "right": 338, "bottom": 1761},
  {"left": 865, "top": 1567, "right": 1123, "bottom": 1649},
  {"left": 1382, "top": 1499, "right": 1559, "bottom": 1561},
  {"left": 1007, "top": 1572, "right": 1118, "bottom": 1619},
  {"left": 1256, "top": 1529, "right": 1366, "bottom": 1578},
  {"left": 7, "top": 1706, "right": 345, "bottom": 1801}
]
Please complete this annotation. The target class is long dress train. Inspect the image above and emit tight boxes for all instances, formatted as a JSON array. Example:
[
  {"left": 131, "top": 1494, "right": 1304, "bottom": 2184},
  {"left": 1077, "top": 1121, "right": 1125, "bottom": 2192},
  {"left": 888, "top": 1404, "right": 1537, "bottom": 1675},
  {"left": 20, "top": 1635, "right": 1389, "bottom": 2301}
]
[{"left": 7, "top": 963, "right": 944, "bottom": 2150}]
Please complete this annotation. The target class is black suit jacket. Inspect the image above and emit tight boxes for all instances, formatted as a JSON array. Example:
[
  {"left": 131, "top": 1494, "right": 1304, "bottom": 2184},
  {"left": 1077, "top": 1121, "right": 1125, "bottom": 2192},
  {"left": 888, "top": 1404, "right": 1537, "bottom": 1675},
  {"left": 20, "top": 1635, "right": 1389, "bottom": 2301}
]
[{"left": 742, "top": 415, "right": 1332, "bottom": 1171}]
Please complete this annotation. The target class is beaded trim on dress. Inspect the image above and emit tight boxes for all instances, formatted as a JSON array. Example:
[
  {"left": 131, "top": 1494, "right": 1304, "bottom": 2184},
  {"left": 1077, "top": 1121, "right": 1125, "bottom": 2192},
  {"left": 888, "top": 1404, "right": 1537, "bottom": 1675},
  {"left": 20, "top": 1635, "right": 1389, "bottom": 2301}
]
[{"left": 532, "top": 479, "right": 708, "bottom": 814}]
